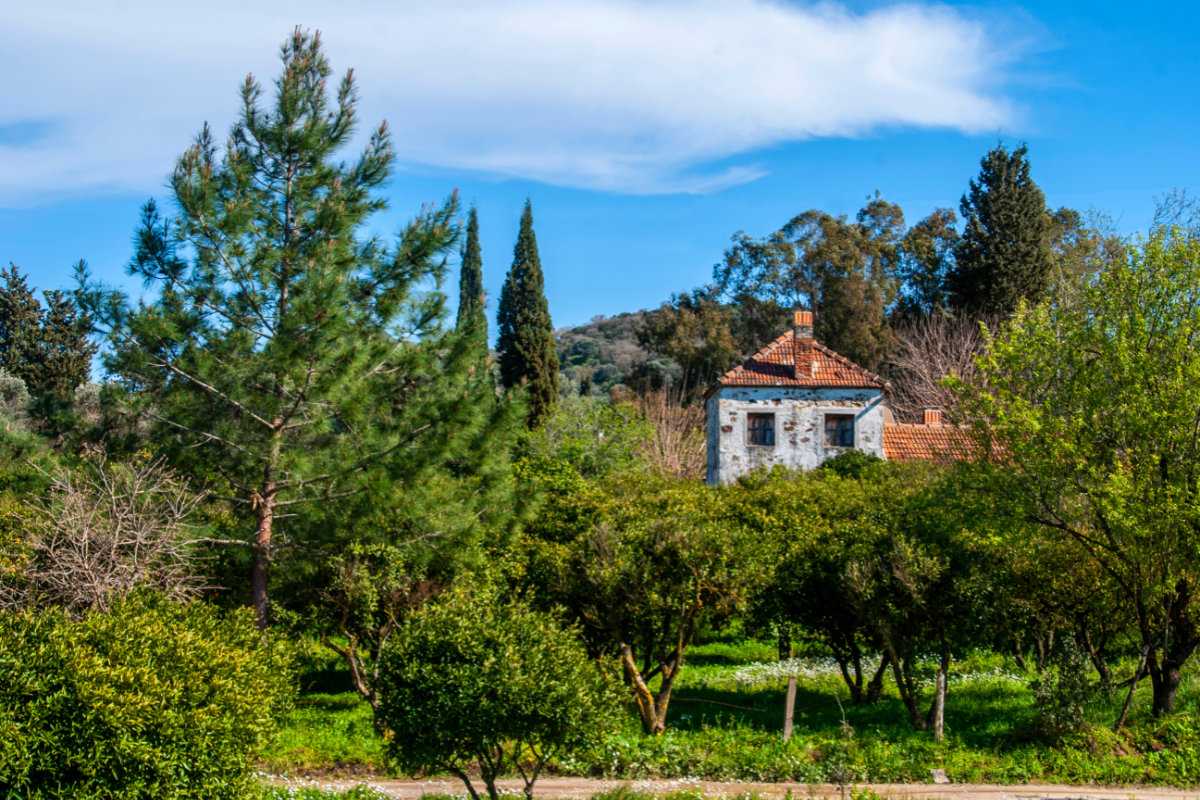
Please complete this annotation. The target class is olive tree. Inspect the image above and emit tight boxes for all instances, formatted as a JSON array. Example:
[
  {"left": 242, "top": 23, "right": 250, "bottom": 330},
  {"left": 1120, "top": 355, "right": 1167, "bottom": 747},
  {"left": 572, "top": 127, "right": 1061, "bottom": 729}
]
[{"left": 375, "top": 589, "right": 621, "bottom": 800}]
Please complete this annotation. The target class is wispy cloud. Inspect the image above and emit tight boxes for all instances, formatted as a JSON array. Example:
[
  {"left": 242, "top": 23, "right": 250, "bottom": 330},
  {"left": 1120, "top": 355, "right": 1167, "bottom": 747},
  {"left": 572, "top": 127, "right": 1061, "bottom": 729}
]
[{"left": 0, "top": 1, "right": 1017, "bottom": 202}]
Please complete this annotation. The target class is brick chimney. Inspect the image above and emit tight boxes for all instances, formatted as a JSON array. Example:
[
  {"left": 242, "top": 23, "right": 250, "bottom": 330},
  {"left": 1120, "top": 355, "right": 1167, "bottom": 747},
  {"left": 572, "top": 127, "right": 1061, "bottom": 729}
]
[
  {"left": 793, "top": 310, "right": 814, "bottom": 339},
  {"left": 924, "top": 408, "right": 943, "bottom": 427},
  {"left": 793, "top": 311, "right": 816, "bottom": 379}
]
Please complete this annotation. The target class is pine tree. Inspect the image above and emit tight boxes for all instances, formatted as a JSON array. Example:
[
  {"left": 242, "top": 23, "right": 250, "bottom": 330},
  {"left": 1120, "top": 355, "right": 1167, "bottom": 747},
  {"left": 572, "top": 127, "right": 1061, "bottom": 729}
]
[
  {"left": 0, "top": 265, "right": 42, "bottom": 390},
  {"left": 496, "top": 200, "right": 558, "bottom": 428},
  {"left": 455, "top": 206, "right": 487, "bottom": 352},
  {"left": 949, "top": 142, "right": 1052, "bottom": 316},
  {"left": 78, "top": 30, "right": 521, "bottom": 630},
  {"left": 35, "top": 287, "right": 97, "bottom": 399}
]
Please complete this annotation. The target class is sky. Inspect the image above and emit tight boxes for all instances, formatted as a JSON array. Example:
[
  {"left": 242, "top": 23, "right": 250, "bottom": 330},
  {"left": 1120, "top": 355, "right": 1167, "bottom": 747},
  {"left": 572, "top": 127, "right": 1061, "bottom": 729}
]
[{"left": 1, "top": 0, "right": 1197, "bottom": 334}]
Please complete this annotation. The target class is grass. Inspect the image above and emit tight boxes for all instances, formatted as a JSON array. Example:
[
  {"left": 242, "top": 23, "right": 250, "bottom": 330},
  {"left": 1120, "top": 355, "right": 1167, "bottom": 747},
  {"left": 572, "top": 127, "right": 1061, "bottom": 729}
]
[{"left": 261, "top": 633, "right": 1200, "bottom": 787}]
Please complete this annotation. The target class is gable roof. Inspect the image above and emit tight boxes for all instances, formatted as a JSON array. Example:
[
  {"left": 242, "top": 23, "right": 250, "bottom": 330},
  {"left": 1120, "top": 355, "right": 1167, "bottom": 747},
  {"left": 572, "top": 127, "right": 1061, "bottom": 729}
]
[
  {"left": 883, "top": 424, "right": 976, "bottom": 463},
  {"left": 711, "top": 330, "right": 890, "bottom": 393}
]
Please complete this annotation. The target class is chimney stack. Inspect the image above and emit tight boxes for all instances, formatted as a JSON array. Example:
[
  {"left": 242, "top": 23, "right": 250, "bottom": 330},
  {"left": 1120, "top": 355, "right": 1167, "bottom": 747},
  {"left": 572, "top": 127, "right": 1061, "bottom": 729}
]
[
  {"left": 793, "top": 310, "right": 814, "bottom": 339},
  {"left": 924, "top": 408, "right": 942, "bottom": 427}
]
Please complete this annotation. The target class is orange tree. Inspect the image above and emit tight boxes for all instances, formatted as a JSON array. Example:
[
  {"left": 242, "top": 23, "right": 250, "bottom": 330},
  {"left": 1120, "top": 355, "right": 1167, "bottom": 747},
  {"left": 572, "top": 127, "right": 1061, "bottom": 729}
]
[{"left": 513, "top": 459, "right": 772, "bottom": 735}]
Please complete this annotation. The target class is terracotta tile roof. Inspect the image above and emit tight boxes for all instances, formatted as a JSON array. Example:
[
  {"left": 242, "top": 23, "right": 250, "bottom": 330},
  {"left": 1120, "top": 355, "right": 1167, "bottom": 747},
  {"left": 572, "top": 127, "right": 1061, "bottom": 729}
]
[
  {"left": 883, "top": 424, "right": 976, "bottom": 463},
  {"left": 712, "top": 331, "right": 890, "bottom": 392}
]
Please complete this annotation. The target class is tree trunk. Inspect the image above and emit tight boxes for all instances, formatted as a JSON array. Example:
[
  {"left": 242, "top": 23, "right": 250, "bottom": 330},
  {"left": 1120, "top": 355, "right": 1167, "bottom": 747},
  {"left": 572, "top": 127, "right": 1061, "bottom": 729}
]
[
  {"left": 620, "top": 643, "right": 684, "bottom": 735},
  {"left": 931, "top": 669, "right": 946, "bottom": 743},
  {"left": 1114, "top": 645, "right": 1149, "bottom": 732},
  {"left": 1012, "top": 634, "right": 1027, "bottom": 671},
  {"left": 1078, "top": 621, "right": 1112, "bottom": 689},
  {"left": 783, "top": 676, "right": 797, "bottom": 741},
  {"left": 865, "top": 657, "right": 889, "bottom": 704},
  {"left": 778, "top": 632, "right": 794, "bottom": 660},
  {"left": 883, "top": 641, "right": 926, "bottom": 730},
  {"left": 1141, "top": 579, "right": 1200, "bottom": 717},
  {"left": 251, "top": 480, "right": 276, "bottom": 632},
  {"left": 1149, "top": 659, "right": 1184, "bottom": 716},
  {"left": 833, "top": 639, "right": 866, "bottom": 704}
]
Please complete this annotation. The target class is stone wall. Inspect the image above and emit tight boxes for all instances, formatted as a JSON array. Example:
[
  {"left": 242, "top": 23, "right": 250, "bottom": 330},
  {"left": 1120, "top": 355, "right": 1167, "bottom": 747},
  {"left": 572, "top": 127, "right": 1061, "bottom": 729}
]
[{"left": 705, "top": 387, "right": 887, "bottom": 485}]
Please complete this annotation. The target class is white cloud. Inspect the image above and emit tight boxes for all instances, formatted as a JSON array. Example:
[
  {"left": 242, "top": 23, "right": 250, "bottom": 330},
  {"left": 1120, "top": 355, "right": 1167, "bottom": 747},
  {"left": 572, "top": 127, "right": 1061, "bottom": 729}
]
[{"left": 0, "top": 1, "right": 1016, "bottom": 202}]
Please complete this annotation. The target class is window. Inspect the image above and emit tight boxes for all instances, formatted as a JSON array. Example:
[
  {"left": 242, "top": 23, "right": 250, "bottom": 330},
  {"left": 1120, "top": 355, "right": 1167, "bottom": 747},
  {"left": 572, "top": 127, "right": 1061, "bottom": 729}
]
[
  {"left": 747, "top": 413, "right": 775, "bottom": 446},
  {"left": 824, "top": 414, "right": 855, "bottom": 448}
]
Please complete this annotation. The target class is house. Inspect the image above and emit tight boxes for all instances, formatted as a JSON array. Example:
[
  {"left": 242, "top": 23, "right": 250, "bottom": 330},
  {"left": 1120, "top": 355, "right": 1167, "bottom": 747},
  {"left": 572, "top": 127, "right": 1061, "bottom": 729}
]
[{"left": 705, "top": 311, "right": 968, "bottom": 485}]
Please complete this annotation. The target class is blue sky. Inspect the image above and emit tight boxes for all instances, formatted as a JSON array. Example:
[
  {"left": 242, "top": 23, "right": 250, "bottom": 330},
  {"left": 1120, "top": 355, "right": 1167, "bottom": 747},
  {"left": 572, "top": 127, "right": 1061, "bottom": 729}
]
[{"left": 1, "top": 1, "right": 1196, "bottom": 334}]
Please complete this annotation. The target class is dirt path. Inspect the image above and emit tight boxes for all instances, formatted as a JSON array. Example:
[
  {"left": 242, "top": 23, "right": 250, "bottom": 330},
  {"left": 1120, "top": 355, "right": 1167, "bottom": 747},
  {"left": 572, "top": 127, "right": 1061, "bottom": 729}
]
[{"left": 265, "top": 775, "right": 1200, "bottom": 800}]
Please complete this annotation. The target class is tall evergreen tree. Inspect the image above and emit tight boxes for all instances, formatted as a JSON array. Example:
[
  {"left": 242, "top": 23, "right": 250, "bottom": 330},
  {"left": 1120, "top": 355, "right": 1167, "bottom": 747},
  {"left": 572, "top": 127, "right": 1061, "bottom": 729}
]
[
  {"left": 455, "top": 206, "right": 487, "bottom": 352},
  {"left": 949, "top": 142, "right": 1052, "bottom": 316},
  {"left": 78, "top": 30, "right": 520, "bottom": 630},
  {"left": 496, "top": 200, "right": 558, "bottom": 428},
  {"left": 36, "top": 286, "right": 97, "bottom": 399},
  {"left": 0, "top": 265, "right": 41, "bottom": 390}
]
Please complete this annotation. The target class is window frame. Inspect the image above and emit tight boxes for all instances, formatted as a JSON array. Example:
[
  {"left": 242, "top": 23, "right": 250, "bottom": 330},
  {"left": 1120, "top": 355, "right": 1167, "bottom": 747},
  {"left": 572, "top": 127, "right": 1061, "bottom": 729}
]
[
  {"left": 823, "top": 413, "right": 856, "bottom": 449},
  {"left": 746, "top": 412, "right": 776, "bottom": 447}
]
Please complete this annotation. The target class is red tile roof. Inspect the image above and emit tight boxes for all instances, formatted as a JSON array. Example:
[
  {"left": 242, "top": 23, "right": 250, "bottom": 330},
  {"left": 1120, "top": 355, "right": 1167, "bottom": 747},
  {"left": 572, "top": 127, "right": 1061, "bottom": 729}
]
[
  {"left": 712, "top": 331, "right": 890, "bottom": 392},
  {"left": 883, "top": 424, "right": 975, "bottom": 463}
]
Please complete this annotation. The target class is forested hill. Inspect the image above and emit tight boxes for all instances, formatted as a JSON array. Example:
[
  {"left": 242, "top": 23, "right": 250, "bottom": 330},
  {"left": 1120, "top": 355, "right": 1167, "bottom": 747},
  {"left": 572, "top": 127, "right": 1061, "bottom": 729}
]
[{"left": 555, "top": 311, "right": 679, "bottom": 394}]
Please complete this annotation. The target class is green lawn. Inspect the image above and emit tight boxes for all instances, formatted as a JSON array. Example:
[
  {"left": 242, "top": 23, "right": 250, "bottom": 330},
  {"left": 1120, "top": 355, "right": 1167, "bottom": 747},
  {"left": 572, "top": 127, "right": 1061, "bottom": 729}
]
[{"left": 261, "top": 635, "right": 1200, "bottom": 786}]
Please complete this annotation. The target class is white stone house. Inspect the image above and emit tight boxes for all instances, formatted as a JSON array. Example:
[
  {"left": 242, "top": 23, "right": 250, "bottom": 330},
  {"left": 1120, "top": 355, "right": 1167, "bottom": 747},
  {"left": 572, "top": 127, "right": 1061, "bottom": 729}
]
[{"left": 705, "top": 312, "right": 962, "bottom": 485}]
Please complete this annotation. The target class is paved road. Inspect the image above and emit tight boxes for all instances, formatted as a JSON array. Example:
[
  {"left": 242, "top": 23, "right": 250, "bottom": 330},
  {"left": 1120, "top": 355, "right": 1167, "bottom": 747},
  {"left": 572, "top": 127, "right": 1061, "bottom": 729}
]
[{"left": 265, "top": 776, "right": 1200, "bottom": 799}]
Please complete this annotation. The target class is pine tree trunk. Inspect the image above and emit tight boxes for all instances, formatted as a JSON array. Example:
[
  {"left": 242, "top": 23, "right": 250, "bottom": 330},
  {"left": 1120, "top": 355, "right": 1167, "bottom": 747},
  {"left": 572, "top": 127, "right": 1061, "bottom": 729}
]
[{"left": 251, "top": 464, "right": 277, "bottom": 632}]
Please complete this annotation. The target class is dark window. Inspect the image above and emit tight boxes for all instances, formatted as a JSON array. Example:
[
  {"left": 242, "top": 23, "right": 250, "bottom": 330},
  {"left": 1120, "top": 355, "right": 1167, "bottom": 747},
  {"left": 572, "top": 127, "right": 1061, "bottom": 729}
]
[
  {"left": 747, "top": 413, "right": 775, "bottom": 446},
  {"left": 824, "top": 414, "right": 855, "bottom": 448}
]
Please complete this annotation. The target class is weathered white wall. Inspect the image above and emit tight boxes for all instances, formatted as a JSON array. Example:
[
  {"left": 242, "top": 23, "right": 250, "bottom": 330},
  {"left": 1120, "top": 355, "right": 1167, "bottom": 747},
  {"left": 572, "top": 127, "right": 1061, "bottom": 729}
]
[{"left": 704, "top": 387, "right": 887, "bottom": 485}]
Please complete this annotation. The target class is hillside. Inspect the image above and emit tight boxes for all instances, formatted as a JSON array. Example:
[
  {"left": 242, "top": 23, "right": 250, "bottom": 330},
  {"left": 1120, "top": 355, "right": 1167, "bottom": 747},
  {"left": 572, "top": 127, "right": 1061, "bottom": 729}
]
[{"left": 555, "top": 311, "right": 680, "bottom": 394}]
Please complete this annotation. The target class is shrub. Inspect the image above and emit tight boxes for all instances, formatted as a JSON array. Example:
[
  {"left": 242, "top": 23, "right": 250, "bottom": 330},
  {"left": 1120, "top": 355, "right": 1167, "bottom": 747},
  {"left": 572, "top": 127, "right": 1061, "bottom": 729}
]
[
  {"left": 0, "top": 592, "right": 293, "bottom": 799},
  {"left": 375, "top": 589, "right": 622, "bottom": 800},
  {"left": 817, "top": 449, "right": 884, "bottom": 480},
  {"left": 14, "top": 453, "right": 206, "bottom": 611},
  {"left": 1029, "top": 634, "right": 1096, "bottom": 737}
]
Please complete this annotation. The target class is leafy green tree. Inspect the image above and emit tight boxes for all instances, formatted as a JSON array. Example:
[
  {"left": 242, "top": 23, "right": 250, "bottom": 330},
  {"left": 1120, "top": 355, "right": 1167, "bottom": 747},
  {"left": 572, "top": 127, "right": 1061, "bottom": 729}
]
[
  {"left": 0, "top": 266, "right": 42, "bottom": 392},
  {"left": 710, "top": 194, "right": 904, "bottom": 370},
  {"left": 516, "top": 464, "right": 769, "bottom": 734},
  {"left": 958, "top": 224, "right": 1200, "bottom": 715},
  {"left": 636, "top": 292, "right": 741, "bottom": 386},
  {"left": 496, "top": 200, "right": 558, "bottom": 428},
  {"left": 894, "top": 208, "right": 958, "bottom": 321},
  {"left": 376, "top": 588, "right": 621, "bottom": 800},
  {"left": 455, "top": 205, "right": 487, "bottom": 353},
  {"left": 949, "top": 142, "right": 1052, "bottom": 316},
  {"left": 523, "top": 393, "right": 650, "bottom": 478},
  {"left": 78, "top": 30, "right": 515, "bottom": 630}
]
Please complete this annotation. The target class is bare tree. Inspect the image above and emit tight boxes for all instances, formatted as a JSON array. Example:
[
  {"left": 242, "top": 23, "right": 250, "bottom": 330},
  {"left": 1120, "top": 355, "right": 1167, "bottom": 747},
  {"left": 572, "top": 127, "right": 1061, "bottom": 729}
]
[
  {"left": 7, "top": 453, "right": 206, "bottom": 612},
  {"left": 888, "top": 315, "right": 992, "bottom": 424},
  {"left": 635, "top": 388, "right": 706, "bottom": 480}
]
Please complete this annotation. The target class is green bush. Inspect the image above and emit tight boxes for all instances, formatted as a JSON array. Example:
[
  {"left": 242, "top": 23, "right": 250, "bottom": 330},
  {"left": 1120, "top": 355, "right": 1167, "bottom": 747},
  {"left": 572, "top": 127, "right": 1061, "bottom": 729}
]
[
  {"left": 375, "top": 588, "right": 622, "bottom": 800},
  {"left": 1029, "top": 634, "right": 1097, "bottom": 737},
  {"left": 0, "top": 592, "right": 293, "bottom": 799}
]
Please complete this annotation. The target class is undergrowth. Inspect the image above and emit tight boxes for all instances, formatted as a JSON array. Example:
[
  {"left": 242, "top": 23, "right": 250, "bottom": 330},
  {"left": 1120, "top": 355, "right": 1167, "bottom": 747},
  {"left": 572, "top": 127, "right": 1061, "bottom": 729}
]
[{"left": 260, "top": 633, "right": 1200, "bottom": 787}]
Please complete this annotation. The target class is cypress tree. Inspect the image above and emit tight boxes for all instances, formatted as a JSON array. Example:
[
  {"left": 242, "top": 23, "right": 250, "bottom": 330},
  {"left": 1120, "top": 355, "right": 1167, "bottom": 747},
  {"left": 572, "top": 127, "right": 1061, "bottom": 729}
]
[
  {"left": 496, "top": 200, "right": 558, "bottom": 428},
  {"left": 455, "top": 206, "right": 487, "bottom": 352},
  {"left": 949, "top": 142, "right": 1052, "bottom": 316},
  {"left": 0, "top": 265, "right": 42, "bottom": 390},
  {"left": 35, "top": 286, "right": 97, "bottom": 399}
]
